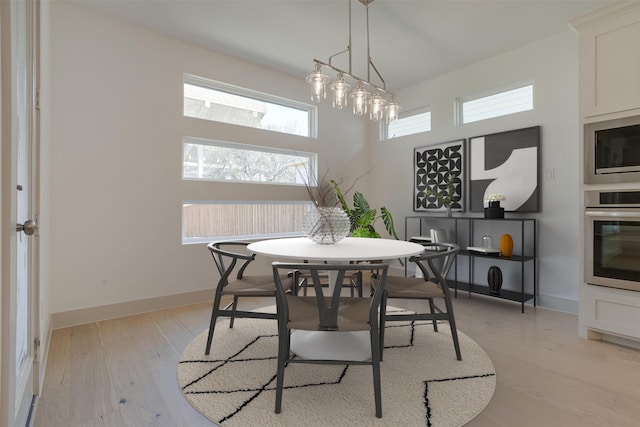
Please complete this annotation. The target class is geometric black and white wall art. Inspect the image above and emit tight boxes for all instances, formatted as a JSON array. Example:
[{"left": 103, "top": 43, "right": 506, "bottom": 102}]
[
  {"left": 414, "top": 139, "right": 465, "bottom": 212},
  {"left": 469, "top": 126, "right": 540, "bottom": 212}
]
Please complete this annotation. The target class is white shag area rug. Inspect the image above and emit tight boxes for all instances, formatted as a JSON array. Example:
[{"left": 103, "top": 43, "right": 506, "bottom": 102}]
[{"left": 178, "top": 313, "right": 495, "bottom": 427}]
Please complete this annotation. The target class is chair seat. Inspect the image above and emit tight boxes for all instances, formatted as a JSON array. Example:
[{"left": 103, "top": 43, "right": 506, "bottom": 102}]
[
  {"left": 220, "top": 273, "right": 283, "bottom": 296},
  {"left": 384, "top": 276, "right": 445, "bottom": 299},
  {"left": 286, "top": 296, "right": 372, "bottom": 331}
]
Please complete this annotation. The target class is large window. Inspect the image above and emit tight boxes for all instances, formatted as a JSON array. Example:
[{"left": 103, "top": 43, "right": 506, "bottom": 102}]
[
  {"left": 182, "top": 201, "right": 311, "bottom": 244},
  {"left": 183, "top": 137, "right": 316, "bottom": 184},
  {"left": 182, "top": 75, "right": 319, "bottom": 244},
  {"left": 458, "top": 83, "right": 533, "bottom": 124},
  {"left": 184, "top": 74, "right": 316, "bottom": 137},
  {"left": 385, "top": 108, "right": 431, "bottom": 140}
]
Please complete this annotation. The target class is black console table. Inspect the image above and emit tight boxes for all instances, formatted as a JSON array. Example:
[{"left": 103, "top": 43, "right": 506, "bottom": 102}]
[{"left": 405, "top": 216, "right": 537, "bottom": 313}]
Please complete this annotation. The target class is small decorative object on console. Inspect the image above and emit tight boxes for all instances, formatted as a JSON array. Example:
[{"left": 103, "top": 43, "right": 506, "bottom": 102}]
[
  {"left": 487, "top": 266, "right": 503, "bottom": 295},
  {"left": 484, "top": 193, "right": 506, "bottom": 218},
  {"left": 467, "top": 246, "right": 500, "bottom": 255},
  {"left": 500, "top": 233, "right": 514, "bottom": 257}
]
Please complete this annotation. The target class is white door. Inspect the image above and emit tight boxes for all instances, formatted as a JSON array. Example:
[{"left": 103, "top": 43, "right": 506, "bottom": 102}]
[{"left": 1, "top": 1, "right": 40, "bottom": 426}]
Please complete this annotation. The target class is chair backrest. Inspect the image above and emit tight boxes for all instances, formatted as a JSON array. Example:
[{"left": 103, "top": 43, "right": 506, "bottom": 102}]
[
  {"left": 410, "top": 243, "right": 459, "bottom": 290},
  {"left": 207, "top": 241, "right": 256, "bottom": 284},
  {"left": 272, "top": 262, "right": 389, "bottom": 331}
]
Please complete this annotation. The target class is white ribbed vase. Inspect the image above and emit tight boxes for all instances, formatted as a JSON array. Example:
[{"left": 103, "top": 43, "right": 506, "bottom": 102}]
[{"left": 303, "top": 207, "right": 350, "bottom": 244}]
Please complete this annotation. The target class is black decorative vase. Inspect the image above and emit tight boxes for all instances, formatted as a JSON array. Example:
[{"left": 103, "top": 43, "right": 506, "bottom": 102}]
[
  {"left": 487, "top": 266, "right": 503, "bottom": 295},
  {"left": 484, "top": 201, "right": 504, "bottom": 219}
]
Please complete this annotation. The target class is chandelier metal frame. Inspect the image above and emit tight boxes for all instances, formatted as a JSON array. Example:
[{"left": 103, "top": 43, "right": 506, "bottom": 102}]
[{"left": 306, "top": 0, "right": 399, "bottom": 123}]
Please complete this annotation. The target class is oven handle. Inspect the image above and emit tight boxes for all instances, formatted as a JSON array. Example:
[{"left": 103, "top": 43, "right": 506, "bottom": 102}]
[{"left": 585, "top": 209, "right": 640, "bottom": 218}]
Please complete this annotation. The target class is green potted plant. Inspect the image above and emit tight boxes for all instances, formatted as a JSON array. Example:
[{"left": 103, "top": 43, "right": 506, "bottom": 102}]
[{"left": 331, "top": 180, "right": 400, "bottom": 240}]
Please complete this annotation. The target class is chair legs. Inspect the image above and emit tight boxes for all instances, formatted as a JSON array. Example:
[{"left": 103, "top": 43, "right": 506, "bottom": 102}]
[
  {"left": 229, "top": 296, "right": 239, "bottom": 328},
  {"left": 206, "top": 294, "right": 241, "bottom": 355},
  {"left": 443, "top": 295, "right": 462, "bottom": 361},
  {"left": 370, "top": 326, "right": 383, "bottom": 418},
  {"left": 429, "top": 298, "right": 438, "bottom": 332},
  {"left": 379, "top": 295, "right": 462, "bottom": 361},
  {"left": 205, "top": 292, "right": 224, "bottom": 355},
  {"left": 379, "top": 292, "right": 387, "bottom": 361},
  {"left": 275, "top": 328, "right": 290, "bottom": 414}
]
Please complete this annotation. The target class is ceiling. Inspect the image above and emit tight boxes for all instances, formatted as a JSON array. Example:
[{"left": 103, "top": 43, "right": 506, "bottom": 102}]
[{"left": 69, "top": 0, "right": 611, "bottom": 91}]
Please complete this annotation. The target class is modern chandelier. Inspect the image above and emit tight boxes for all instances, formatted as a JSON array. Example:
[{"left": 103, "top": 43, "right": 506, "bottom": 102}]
[{"left": 305, "top": 0, "right": 399, "bottom": 124}]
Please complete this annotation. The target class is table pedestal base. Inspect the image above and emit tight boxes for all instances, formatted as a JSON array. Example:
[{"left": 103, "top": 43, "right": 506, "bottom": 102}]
[{"left": 290, "top": 330, "right": 371, "bottom": 362}]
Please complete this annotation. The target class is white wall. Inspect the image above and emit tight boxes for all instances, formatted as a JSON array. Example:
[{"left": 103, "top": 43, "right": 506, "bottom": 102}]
[
  {"left": 369, "top": 30, "right": 581, "bottom": 313},
  {"left": 49, "top": 3, "right": 583, "bottom": 320},
  {"left": 48, "top": 3, "right": 369, "bottom": 319}
]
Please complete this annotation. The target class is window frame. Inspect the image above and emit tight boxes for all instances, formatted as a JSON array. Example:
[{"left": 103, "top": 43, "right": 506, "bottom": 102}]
[
  {"left": 456, "top": 80, "right": 534, "bottom": 125},
  {"left": 183, "top": 73, "right": 318, "bottom": 138},
  {"left": 181, "top": 200, "right": 311, "bottom": 244},
  {"left": 182, "top": 136, "right": 317, "bottom": 186},
  {"left": 382, "top": 106, "right": 432, "bottom": 140}
]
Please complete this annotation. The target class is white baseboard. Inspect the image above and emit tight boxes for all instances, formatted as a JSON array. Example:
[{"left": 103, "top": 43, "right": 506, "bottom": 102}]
[
  {"left": 537, "top": 293, "right": 579, "bottom": 314},
  {"left": 50, "top": 289, "right": 213, "bottom": 329}
]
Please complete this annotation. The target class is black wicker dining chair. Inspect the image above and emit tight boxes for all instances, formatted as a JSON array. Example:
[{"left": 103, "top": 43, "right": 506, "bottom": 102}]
[
  {"left": 204, "top": 241, "right": 292, "bottom": 355},
  {"left": 376, "top": 242, "right": 462, "bottom": 361},
  {"left": 272, "top": 261, "right": 389, "bottom": 418}
]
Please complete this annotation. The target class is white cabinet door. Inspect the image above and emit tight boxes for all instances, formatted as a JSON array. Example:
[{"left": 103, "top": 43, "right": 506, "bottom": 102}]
[{"left": 577, "top": 4, "right": 640, "bottom": 118}]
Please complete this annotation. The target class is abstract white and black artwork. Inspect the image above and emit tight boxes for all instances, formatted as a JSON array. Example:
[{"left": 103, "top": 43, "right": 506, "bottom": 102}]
[
  {"left": 414, "top": 140, "right": 465, "bottom": 212},
  {"left": 469, "top": 126, "right": 540, "bottom": 212}
]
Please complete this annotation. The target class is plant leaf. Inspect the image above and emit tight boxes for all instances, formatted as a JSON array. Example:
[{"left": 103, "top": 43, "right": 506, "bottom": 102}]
[
  {"left": 352, "top": 226, "right": 380, "bottom": 238},
  {"left": 381, "top": 206, "right": 399, "bottom": 240},
  {"left": 357, "top": 209, "right": 377, "bottom": 228},
  {"left": 332, "top": 180, "right": 350, "bottom": 213},
  {"left": 353, "top": 191, "right": 371, "bottom": 214}
]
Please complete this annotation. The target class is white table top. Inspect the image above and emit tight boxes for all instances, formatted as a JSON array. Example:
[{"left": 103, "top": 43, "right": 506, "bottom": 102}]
[{"left": 247, "top": 237, "right": 424, "bottom": 262}]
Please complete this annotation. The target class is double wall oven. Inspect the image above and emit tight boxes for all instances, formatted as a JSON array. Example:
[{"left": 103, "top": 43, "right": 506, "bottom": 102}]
[{"left": 585, "top": 190, "right": 640, "bottom": 292}]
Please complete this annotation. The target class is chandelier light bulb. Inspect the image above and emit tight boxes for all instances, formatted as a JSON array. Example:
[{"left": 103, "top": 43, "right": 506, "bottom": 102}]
[
  {"left": 369, "top": 92, "right": 387, "bottom": 121},
  {"left": 329, "top": 73, "right": 351, "bottom": 109},
  {"left": 385, "top": 100, "right": 399, "bottom": 124},
  {"left": 305, "top": 64, "right": 330, "bottom": 102},
  {"left": 351, "top": 82, "right": 370, "bottom": 116}
]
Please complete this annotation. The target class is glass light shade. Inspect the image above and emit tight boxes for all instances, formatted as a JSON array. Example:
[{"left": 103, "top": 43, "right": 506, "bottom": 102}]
[
  {"left": 369, "top": 92, "right": 387, "bottom": 121},
  {"left": 351, "top": 82, "right": 370, "bottom": 115},
  {"left": 329, "top": 74, "right": 351, "bottom": 109},
  {"left": 305, "top": 65, "right": 330, "bottom": 102},
  {"left": 385, "top": 100, "right": 399, "bottom": 124}
]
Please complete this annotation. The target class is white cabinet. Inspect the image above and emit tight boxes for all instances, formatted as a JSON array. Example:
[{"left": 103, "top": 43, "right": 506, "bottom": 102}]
[
  {"left": 571, "top": 3, "right": 640, "bottom": 118},
  {"left": 581, "top": 284, "right": 640, "bottom": 342},
  {"left": 573, "top": 2, "right": 640, "bottom": 346}
]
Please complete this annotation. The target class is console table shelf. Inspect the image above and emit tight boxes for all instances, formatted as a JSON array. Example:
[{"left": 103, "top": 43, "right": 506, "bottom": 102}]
[
  {"left": 458, "top": 250, "right": 534, "bottom": 263},
  {"left": 454, "top": 281, "right": 535, "bottom": 304},
  {"left": 405, "top": 215, "right": 537, "bottom": 313}
]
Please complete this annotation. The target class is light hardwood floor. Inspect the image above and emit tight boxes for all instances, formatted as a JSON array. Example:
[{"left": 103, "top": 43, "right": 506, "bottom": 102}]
[{"left": 33, "top": 294, "right": 640, "bottom": 427}]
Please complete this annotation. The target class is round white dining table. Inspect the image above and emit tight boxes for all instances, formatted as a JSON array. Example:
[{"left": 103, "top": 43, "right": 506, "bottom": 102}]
[
  {"left": 247, "top": 237, "right": 425, "bottom": 361},
  {"left": 248, "top": 236, "right": 425, "bottom": 262}
]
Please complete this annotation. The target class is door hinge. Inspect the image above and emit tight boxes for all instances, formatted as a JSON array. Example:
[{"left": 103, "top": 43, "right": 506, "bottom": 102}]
[
  {"left": 34, "top": 338, "right": 41, "bottom": 358},
  {"left": 35, "top": 90, "right": 41, "bottom": 110}
]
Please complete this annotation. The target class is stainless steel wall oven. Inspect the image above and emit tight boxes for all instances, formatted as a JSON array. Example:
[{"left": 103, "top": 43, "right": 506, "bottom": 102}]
[{"left": 585, "top": 190, "right": 640, "bottom": 292}]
